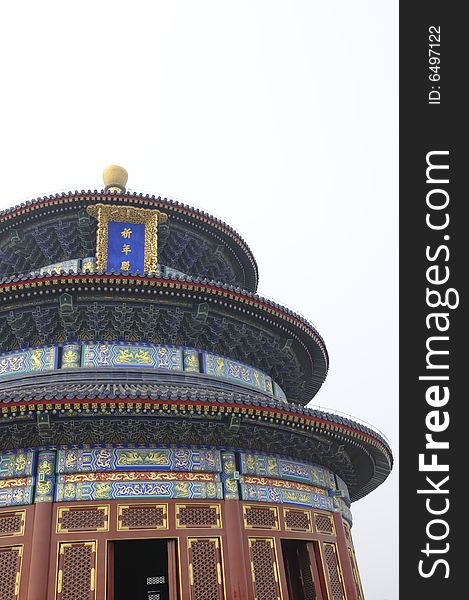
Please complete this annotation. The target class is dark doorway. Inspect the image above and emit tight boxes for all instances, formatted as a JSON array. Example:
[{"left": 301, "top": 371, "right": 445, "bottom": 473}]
[
  {"left": 109, "top": 539, "right": 177, "bottom": 600},
  {"left": 281, "top": 540, "right": 321, "bottom": 600}
]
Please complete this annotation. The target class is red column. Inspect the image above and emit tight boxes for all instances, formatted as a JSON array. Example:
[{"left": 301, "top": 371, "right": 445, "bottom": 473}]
[
  {"left": 223, "top": 500, "right": 251, "bottom": 600},
  {"left": 332, "top": 512, "right": 358, "bottom": 600},
  {"left": 27, "top": 502, "right": 54, "bottom": 600}
]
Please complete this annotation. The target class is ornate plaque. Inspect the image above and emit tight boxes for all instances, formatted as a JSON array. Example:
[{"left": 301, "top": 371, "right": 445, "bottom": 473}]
[{"left": 87, "top": 203, "right": 167, "bottom": 273}]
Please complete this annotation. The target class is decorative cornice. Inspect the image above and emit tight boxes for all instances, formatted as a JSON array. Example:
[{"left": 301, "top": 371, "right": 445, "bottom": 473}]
[
  {"left": 0, "top": 396, "right": 392, "bottom": 501},
  {"left": 0, "top": 397, "right": 390, "bottom": 457},
  {"left": 0, "top": 271, "right": 328, "bottom": 402},
  {"left": 0, "top": 271, "right": 326, "bottom": 352}
]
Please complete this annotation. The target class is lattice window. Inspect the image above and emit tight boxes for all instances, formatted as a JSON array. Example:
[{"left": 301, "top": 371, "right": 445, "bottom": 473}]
[
  {"left": 323, "top": 543, "right": 345, "bottom": 600},
  {"left": 0, "top": 545, "right": 22, "bottom": 600},
  {"left": 57, "top": 506, "right": 108, "bottom": 532},
  {"left": 0, "top": 511, "right": 25, "bottom": 537},
  {"left": 343, "top": 521, "right": 353, "bottom": 547},
  {"left": 349, "top": 547, "right": 365, "bottom": 600},
  {"left": 118, "top": 504, "right": 167, "bottom": 530},
  {"left": 57, "top": 541, "right": 96, "bottom": 600},
  {"left": 243, "top": 506, "right": 278, "bottom": 530},
  {"left": 188, "top": 537, "right": 224, "bottom": 600},
  {"left": 248, "top": 538, "right": 281, "bottom": 600},
  {"left": 314, "top": 512, "right": 335, "bottom": 535},
  {"left": 177, "top": 504, "right": 221, "bottom": 529},
  {"left": 284, "top": 508, "right": 312, "bottom": 532}
]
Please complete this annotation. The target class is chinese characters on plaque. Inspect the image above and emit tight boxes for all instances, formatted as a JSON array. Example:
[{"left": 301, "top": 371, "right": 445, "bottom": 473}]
[{"left": 107, "top": 221, "right": 145, "bottom": 272}]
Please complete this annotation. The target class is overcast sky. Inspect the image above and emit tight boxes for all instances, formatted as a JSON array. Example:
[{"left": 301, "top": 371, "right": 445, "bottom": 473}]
[{"left": 0, "top": 2, "right": 398, "bottom": 598}]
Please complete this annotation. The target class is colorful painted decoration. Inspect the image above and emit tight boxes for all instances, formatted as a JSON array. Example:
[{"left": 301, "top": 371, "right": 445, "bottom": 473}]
[
  {"left": 0, "top": 451, "right": 35, "bottom": 479},
  {"left": 183, "top": 349, "right": 200, "bottom": 373},
  {"left": 240, "top": 481, "right": 334, "bottom": 512},
  {"left": 81, "top": 256, "right": 97, "bottom": 272},
  {"left": 61, "top": 344, "right": 81, "bottom": 369},
  {"left": 55, "top": 475, "right": 223, "bottom": 502},
  {"left": 34, "top": 451, "right": 56, "bottom": 503},
  {"left": 239, "top": 453, "right": 336, "bottom": 489},
  {"left": 56, "top": 447, "right": 222, "bottom": 474},
  {"left": 0, "top": 445, "right": 347, "bottom": 519},
  {"left": 82, "top": 343, "right": 183, "bottom": 371},
  {"left": 0, "top": 481, "right": 34, "bottom": 507},
  {"left": 203, "top": 352, "right": 275, "bottom": 396},
  {"left": 221, "top": 451, "right": 239, "bottom": 500},
  {"left": 0, "top": 342, "right": 287, "bottom": 400},
  {"left": 37, "top": 259, "right": 81, "bottom": 276},
  {"left": 0, "top": 347, "right": 58, "bottom": 379}
]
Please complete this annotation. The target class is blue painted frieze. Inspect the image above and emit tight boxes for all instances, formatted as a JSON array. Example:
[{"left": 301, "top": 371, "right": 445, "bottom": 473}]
[
  {"left": 82, "top": 343, "right": 183, "bottom": 371},
  {"left": 56, "top": 447, "right": 222, "bottom": 474},
  {"left": 0, "top": 347, "right": 58, "bottom": 379},
  {"left": 0, "top": 451, "right": 35, "bottom": 479},
  {"left": 239, "top": 452, "right": 335, "bottom": 489},
  {"left": 55, "top": 471, "right": 222, "bottom": 502}
]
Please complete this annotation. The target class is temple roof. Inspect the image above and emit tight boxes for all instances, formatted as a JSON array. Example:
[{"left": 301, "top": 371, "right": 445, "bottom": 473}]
[
  {"left": 0, "top": 190, "right": 259, "bottom": 291},
  {"left": 0, "top": 271, "right": 329, "bottom": 404},
  {"left": 0, "top": 372, "right": 392, "bottom": 502},
  {"left": 0, "top": 176, "right": 393, "bottom": 503}
]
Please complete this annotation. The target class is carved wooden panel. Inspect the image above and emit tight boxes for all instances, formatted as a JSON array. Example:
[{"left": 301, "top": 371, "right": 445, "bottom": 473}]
[
  {"left": 118, "top": 503, "right": 167, "bottom": 530},
  {"left": 177, "top": 504, "right": 221, "bottom": 529},
  {"left": 314, "top": 512, "right": 335, "bottom": 536},
  {"left": 57, "top": 541, "right": 96, "bottom": 600},
  {"left": 322, "top": 542, "right": 345, "bottom": 600},
  {"left": 283, "top": 508, "right": 312, "bottom": 532},
  {"left": 188, "top": 537, "right": 224, "bottom": 600},
  {"left": 57, "top": 506, "right": 108, "bottom": 532},
  {"left": 0, "top": 510, "right": 25, "bottom": 537},
  {"left": 248, "top": 538, "right": 281, "bottom": 600},
  {"left": 0, "top": 545, "right": 22, "bottom": 600},
  {"left": 243, "top": 505, "right": 279, "bottom": 530}
]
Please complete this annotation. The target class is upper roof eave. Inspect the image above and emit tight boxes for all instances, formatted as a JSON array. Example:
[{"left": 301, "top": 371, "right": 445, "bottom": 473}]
[{"left": 0, "top": 189, "right": 259, "bottom": 291}]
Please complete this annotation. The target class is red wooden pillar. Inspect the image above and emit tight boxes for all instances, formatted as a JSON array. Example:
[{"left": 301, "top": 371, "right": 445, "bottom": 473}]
[
  {"left": 28, "top": 502, "right": 54, "bottom": 600},
  {"left": 223, "top": 500, "right": 250, "bottom": 600},
  {"left": 332, "top": 512, "right": 359, "bottom": 600},
  {"left": 167, "top": 539, "right": 179, "bottom": 600}
]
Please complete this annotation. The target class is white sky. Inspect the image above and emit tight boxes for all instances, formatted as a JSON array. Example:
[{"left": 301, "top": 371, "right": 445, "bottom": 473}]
[{"left": 0, "top": 2, "right": 398, "bottom": 598}]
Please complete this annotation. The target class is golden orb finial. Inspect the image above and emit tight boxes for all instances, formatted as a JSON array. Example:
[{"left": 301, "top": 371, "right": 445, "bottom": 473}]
[{"left": 103, "top": 165, "right": 128, "bottom": 193}]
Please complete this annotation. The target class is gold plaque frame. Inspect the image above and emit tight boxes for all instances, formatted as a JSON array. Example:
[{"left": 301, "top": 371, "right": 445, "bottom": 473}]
[{"left": 87, "top": 204, "right": 167, "bottom": 273}]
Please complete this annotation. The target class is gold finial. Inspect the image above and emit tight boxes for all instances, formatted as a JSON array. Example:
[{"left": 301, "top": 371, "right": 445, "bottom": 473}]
[{"left": 103, "top": 165, "right": 128, "bottom": 193}]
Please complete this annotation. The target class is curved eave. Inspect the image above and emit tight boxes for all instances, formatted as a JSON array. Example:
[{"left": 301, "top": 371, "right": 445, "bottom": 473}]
[
  {"left": 0, "top": 392, "right": 392, "bottom": 501},
  {"left": 0, "top": 271, "right": 329, "bottom": 403},
  {"left": 0, "top": 190, "right": 259, "bottom": 291}
]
